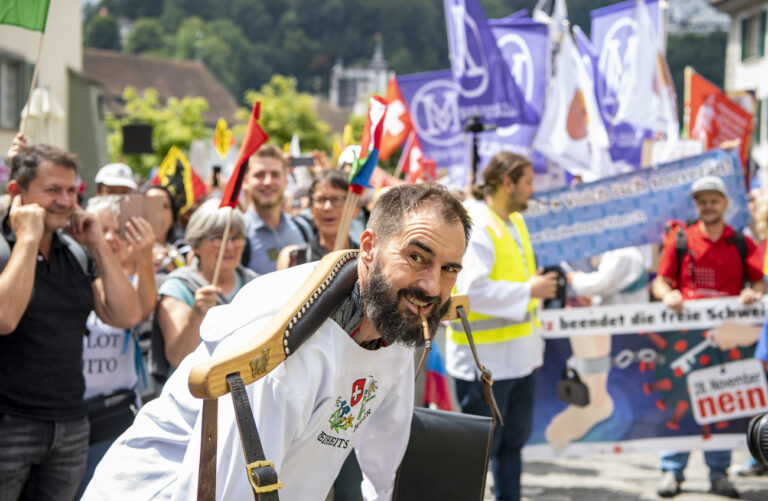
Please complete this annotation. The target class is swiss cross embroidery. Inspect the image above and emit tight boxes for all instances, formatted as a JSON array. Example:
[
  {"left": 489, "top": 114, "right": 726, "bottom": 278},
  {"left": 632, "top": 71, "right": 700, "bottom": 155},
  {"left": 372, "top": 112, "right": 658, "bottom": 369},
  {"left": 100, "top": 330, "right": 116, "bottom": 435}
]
[{"left": 328, "top": 376, "right": 378, "bottom": 433}]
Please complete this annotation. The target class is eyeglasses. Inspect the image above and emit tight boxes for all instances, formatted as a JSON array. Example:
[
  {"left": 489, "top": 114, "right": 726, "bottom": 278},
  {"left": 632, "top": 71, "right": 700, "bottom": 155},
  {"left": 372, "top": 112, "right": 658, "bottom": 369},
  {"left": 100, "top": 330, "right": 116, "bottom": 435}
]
[
  {"left": 312, "top": 196, "right": 346, "bottom": 208},
  {"left": 204, "top": 234, "right": 246, "bottom": 248}
]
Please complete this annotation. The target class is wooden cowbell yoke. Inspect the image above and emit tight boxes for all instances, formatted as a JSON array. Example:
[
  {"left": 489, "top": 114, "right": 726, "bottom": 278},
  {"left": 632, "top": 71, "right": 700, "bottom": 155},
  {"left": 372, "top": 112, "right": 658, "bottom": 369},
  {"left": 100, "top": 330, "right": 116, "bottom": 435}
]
[{"left": 188, "top": 250, "right": 500, "bottom": 500}]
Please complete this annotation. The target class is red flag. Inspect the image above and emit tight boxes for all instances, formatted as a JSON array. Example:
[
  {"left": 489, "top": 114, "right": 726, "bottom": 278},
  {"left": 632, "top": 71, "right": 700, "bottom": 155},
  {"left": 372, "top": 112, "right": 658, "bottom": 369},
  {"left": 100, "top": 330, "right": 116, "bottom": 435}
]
[
  {"left": 399, "top": 133, "right": 436, "bottom": 184},
  {"left": 379, "top": 77, "right": 413, "bottom": 161},
  {"left": 220, "top": 102, "right": 268, "bottom": 208},
  {"left": 686, "top": 68, "right": 752, "bottom": 174}
]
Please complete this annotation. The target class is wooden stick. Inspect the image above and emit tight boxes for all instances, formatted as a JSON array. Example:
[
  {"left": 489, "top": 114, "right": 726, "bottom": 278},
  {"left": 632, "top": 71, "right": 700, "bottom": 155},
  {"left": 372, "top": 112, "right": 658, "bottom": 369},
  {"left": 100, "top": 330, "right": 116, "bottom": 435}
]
[
  {"left": 211, "top": 208, "right": 233, "bottom": 287},
  {"left": 20, "top": 32, "right": 45, "bottom": 137},
  {"left": 333, "top": 193, "right": 359, "bottom": 251}
]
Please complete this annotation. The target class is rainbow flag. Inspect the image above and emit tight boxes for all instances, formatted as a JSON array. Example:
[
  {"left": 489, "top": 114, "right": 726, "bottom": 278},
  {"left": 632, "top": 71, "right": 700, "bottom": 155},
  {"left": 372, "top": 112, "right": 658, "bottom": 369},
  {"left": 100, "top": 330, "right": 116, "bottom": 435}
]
[{"left": 347, "top": 96, "right": 387, "bottom": 193}]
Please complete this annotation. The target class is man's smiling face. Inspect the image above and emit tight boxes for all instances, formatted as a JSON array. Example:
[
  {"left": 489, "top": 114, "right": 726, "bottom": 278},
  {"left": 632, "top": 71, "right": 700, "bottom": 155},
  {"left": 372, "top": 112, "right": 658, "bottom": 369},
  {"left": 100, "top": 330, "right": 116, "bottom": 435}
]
[{"left": 361, "top": 204, "right": 466, "bottom": 346}]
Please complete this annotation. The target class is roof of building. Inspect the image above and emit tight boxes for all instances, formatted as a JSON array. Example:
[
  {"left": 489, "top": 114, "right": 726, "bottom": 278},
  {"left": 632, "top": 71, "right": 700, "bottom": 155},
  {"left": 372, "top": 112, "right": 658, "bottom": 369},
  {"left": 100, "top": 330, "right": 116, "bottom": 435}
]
[
  {"left": 312, "top": 97, "right": 350, "bottom": 135},
  {"left": 710, "top": 0, "right": 764, "bottom": 14},
  {"left": 82, "top": 48, "right": 238, "bottom": 126}
]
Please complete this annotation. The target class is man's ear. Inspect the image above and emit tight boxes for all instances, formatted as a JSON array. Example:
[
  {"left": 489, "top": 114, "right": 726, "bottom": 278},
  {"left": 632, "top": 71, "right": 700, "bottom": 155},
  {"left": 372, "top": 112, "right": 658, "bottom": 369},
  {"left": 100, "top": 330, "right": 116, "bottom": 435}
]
[
  {"left": 359, "top": 228, "right": 376, "bottom": 267},
  {"left": 6, "top": 180, "right": 19, "bottom": 197}
]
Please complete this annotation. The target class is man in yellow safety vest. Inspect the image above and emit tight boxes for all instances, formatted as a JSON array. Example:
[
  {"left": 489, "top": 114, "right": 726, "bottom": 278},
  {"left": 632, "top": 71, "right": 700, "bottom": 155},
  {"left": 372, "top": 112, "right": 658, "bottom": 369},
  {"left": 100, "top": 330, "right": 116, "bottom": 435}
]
[{"left": 446, "top": 152, "right": 557, "bottom": 501}]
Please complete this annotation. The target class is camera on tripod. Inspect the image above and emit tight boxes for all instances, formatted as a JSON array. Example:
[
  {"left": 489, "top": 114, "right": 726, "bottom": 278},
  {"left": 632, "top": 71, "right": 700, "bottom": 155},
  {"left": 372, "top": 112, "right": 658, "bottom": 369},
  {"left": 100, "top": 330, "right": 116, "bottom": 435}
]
[{"left": 747, "top": 413, "right": 768, "bottom": 466}]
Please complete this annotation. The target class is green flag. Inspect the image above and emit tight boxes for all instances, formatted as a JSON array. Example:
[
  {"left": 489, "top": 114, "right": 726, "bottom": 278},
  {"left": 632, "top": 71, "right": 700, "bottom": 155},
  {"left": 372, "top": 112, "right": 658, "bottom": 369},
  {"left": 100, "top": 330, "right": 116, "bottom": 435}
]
[{"left": 0, "top": 0, "right": 51, "bottom": 31}]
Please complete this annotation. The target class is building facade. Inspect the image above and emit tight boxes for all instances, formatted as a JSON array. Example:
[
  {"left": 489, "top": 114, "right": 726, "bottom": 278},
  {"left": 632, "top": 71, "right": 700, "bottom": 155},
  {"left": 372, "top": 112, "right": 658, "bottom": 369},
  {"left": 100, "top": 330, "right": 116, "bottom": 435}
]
[{"left": 713, "top": 0, "right": 768, "bottom": 171}]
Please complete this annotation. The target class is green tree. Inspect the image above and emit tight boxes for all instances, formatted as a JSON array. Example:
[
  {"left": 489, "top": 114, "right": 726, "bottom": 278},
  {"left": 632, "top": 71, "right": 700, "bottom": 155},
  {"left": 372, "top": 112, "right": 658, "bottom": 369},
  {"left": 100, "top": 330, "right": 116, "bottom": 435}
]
[
  {"left": 124, "top": 18, "right": 168, "bottom": 55},
  {"left": 241, "top": 75, "right": 331, "bottom": 152},
  {"left": 106, "top": 87, "right": 209, "bottom": 178},
  {"left": 667, "top": 30, "right": 727, "bottom": 123},
  {"left": 84, "top": 14, "right": 121, "bottom": 51}
]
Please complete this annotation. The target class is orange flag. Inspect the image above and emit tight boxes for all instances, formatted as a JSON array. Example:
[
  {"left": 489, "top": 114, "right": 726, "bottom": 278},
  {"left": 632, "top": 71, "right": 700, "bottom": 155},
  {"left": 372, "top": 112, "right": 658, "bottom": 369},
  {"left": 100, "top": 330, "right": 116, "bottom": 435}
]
[
  {"left": 379, "top": 77, "right": 413, "bottom": 161},
  {"left": 686, "top": 67, "right": 753, "bottom": 174}
]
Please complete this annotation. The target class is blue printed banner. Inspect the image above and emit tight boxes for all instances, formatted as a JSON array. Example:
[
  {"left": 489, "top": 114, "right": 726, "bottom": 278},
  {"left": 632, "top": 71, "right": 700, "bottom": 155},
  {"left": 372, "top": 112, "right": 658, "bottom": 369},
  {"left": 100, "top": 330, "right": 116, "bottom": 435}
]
[
  {"left": 524, "top": 149, "right": 748, "bottom": 266},
  {"left": 590, "top": 0, "right": 660, "bottom": 169},
  {"left": 525, "top": 298, "right": 766, "bottom": 458},
  {"left": 397, "top": 70, "right": 469, "bottom": 186}
]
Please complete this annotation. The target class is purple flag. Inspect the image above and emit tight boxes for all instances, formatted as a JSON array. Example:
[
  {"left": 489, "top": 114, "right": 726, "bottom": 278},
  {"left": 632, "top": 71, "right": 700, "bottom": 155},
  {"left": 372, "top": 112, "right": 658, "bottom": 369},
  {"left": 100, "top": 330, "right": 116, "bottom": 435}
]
[
  {"left": 396, "top": 70, "right": 470, "bottom": 186},
  {"left": 443, "top": 0, "right": 537, "bottom": 128},
  {"left": 477, "top": 17, "right": 550, "bottom": 174},
  {"left": 590, "top": 0, "right": 661, "bottom": 170}
]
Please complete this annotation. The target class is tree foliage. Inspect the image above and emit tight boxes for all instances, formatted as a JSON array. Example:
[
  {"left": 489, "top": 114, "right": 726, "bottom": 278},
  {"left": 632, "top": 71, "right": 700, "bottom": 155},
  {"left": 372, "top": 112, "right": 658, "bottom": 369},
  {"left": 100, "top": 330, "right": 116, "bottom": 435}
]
[
  {"left": 84, "top": 14, "right": 121, "bottom": 51},
  {"left": 124, "top": 18, "right": 168, "bottom": 55},
  {"left": 106, "top": 87, "right": 209, "bottom": 178},
  {"left": 240, "top": 75, "right": 331, "bottom": 152}
]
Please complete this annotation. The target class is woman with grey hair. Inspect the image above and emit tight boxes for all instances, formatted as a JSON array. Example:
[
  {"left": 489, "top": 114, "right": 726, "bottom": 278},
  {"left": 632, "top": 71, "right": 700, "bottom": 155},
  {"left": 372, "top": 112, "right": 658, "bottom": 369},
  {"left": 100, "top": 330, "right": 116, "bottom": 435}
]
[
  {"left": 154, "top": 199, "right": 258, "bottom": 371},
  {"left": 76, "top": 195, "right": 157, "bottom": 497}
]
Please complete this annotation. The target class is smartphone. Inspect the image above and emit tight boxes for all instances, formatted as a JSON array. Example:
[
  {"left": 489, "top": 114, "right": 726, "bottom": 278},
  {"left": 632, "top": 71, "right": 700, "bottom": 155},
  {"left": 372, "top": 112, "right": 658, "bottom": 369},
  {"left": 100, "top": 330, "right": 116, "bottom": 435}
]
[
  {"left": 212, "top": 165, "right": 221, "bottom": 187},
  {"left": 116, "top": 194, "right": 165, "bottom": 241},
  {"left": 288, "top": 155, "right": 314, "bottom": 167}
]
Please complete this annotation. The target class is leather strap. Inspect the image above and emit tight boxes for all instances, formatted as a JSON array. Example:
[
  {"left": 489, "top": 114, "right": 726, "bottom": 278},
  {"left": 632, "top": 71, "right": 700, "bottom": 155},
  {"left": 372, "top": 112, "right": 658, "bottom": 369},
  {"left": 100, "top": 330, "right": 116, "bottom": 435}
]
[
  {"left": 198, "top": 398, "right": 218, "bottom": 501},
  {"left": 227, "top": 373, "right": 281, "bottom": 501},
  {"left": 456, "top": 306, "right": 503, "bottom": 427}
]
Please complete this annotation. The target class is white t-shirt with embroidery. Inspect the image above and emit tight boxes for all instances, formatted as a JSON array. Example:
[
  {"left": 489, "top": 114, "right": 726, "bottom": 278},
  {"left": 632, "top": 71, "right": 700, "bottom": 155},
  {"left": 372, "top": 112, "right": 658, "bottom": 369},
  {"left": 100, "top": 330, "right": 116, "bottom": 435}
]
[{"left": 82, "top": 263, "right": 414, "bottom": 501}]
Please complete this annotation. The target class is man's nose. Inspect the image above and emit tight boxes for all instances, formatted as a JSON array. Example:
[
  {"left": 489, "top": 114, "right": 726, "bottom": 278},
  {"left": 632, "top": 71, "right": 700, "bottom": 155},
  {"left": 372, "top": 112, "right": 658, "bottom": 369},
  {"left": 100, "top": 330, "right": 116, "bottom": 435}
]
[{"left": 416, "top": 267, "right": 441, "bottom": 299}]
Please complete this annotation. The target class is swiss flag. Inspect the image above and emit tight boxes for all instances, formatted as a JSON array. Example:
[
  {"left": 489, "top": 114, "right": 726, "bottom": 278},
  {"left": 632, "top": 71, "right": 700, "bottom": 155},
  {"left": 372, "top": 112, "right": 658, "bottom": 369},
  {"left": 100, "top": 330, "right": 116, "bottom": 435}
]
[
  {"left": 399, "top": 133, "right": 436, "bottom": 184},
  {"left": 379, "top": 77, "right": 413, "bottom": 161}
]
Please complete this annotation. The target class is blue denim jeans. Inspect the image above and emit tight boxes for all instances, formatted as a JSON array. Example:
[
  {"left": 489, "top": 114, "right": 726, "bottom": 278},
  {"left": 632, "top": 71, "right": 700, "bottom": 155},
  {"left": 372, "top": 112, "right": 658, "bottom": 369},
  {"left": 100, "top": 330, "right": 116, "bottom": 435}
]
[
  {"left": 455, "top": 371, "right": 536, "bottom": 501},
  {"left": 660, "top": 450, "right": 731, "bottom": 481},
  {"left": 0, "top": 413, "right": 89, "bottom": 501}
]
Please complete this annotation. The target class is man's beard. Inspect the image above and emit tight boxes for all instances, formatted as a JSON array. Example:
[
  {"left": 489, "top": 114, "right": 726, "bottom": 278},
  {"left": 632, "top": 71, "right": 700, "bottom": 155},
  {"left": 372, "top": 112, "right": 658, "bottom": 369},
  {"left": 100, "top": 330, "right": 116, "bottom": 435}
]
[
  {"left": 252, "top": 193, "right": 283, "bottom": 211},
  {"left": 362, "top": 260, "right": 451, "bottom": 347}
]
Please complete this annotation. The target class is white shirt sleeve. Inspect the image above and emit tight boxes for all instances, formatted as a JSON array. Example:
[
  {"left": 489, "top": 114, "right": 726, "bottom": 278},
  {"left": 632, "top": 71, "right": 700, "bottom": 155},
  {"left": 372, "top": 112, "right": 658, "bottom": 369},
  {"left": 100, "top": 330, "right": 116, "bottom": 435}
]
[
  {"left": 356, "top": 361, "right": 415, "bottom": 501},
  {"left": 454, "top": 222, "right": 532, "bottom": 322},
  {"left": 570, "top": 248, "right": 644, "bottom": 298}
]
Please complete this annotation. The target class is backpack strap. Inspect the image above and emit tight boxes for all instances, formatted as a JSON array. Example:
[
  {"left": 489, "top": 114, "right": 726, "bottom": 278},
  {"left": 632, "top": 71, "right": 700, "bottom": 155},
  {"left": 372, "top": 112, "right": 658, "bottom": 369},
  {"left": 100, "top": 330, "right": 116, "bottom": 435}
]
[
  {"left": 675, "top": 227, "right": 689, "bottom": 281},
  {"left": 291, "top": 215, "right": 313, "bottom": 244},
  {"left": 727, "top": 229, "right": 749, "bottom": 285},
  {"left": 0, "top": 232, "right": 9, "bottom": 273},
  {"left": 57, "top": 231, "right": 90, "bottom": 276}
]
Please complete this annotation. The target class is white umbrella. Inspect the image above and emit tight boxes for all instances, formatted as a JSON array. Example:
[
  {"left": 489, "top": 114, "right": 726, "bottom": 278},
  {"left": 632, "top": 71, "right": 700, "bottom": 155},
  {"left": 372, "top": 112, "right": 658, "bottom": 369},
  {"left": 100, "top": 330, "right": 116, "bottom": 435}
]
[{"left": 20, "top": 87, "right": 65, "bottom": 145}]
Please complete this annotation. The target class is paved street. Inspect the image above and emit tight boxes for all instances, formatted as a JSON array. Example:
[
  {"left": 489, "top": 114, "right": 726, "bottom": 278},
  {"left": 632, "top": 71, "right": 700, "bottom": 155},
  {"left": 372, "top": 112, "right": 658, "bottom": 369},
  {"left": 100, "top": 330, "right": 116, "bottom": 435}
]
[{"left": 488, "top": 450, "right": 768, "bottom": 501}]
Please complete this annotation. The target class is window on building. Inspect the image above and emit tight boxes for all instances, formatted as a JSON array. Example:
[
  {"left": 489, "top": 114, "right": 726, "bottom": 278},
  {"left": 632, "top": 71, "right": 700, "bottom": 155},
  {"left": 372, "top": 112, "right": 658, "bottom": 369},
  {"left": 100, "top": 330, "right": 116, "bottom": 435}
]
[
  {"left": 0, "top": 55, "right": 25, "bottom": 130},
  {"left": 754, "top": 99, "right": 763, "bottom": 145},
  {"left": 741, "top": 10, "right": 767, "bottom": 61}
]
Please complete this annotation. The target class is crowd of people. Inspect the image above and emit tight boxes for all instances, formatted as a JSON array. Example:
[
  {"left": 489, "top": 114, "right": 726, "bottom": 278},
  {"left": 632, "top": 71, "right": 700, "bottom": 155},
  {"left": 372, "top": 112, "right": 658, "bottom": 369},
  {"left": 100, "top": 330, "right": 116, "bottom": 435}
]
[{"left": 2, "top": 129, "right": 768, "bottom": 501}]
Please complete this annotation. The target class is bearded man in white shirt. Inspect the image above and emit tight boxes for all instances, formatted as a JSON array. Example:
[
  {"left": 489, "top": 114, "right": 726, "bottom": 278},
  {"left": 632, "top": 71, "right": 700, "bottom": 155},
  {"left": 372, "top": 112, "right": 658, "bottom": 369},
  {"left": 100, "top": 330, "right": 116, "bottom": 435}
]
[{"left": 82, "top": 183, "right": 472, "bottom": 501}]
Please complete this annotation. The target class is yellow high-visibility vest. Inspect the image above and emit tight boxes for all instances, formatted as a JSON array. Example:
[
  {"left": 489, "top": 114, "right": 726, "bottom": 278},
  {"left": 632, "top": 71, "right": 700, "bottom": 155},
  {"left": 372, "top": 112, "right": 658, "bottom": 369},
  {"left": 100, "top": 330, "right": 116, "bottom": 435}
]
[{"left": 448, "top": 207, "right": 540, "bottom": 345}]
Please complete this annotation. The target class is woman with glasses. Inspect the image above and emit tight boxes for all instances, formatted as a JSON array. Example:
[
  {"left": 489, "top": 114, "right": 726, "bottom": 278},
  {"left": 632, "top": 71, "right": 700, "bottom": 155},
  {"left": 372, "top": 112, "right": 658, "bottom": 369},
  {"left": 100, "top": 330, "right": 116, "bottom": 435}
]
[
  {"left": 153, "top": 199, "right": 258, "bottom": 371},
  {"left": 276, "top": 170, "right": 358, "bottom": 270}
]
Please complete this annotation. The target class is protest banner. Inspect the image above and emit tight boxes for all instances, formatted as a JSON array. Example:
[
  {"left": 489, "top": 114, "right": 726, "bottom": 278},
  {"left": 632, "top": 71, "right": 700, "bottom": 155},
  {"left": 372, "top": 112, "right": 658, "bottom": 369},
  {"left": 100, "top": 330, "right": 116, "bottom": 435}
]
[
  {"left": 590, "top": 0, "right": 662, "bottom": 170},
  {"left": 523, "top": 149, "right": 749, "bottom": 266},
  {"left": 525, "top": 297, "right": 768, "bottom": 458},
  {"left": 477, "top": 18, "right": 549, "bottom": 175},
  {"left": 397, "top": 70, "right": 469, "bottom": 186},
  {"left": 443, "top": 0, "right": 535, "bottom": 127}
]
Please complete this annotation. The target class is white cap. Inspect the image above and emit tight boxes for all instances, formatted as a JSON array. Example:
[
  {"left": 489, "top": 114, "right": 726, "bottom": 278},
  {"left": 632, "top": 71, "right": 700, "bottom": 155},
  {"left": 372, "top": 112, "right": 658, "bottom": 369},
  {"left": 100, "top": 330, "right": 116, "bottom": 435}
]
[
  {"left": 94, "top": 163, "right": 137, "bottom": 190},
  {"left": 691, "top": 176, "right": 728, "bottom": 198},
  {"left": 337, "top": 145, "right": 361, "bottom": 168}
]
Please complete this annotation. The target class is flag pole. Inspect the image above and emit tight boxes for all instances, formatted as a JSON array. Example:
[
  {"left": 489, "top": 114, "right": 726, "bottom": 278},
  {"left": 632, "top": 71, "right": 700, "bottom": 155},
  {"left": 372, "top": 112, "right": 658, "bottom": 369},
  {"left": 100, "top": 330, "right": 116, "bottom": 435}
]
[
  {"left": 20, "top": 32, "right": 45, "bottom": 137},
  {"left": 333, "top": 193, "right": 358, "bottom": 251},
  {"left": 211, "top": 208, "right": 233, "bottom": 287}
]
